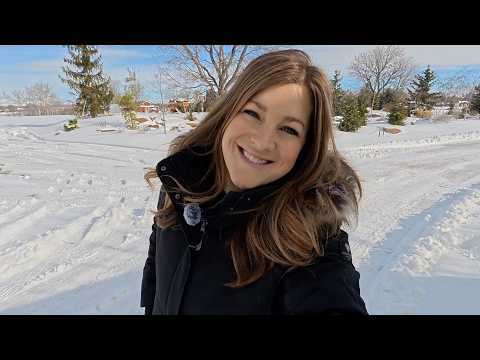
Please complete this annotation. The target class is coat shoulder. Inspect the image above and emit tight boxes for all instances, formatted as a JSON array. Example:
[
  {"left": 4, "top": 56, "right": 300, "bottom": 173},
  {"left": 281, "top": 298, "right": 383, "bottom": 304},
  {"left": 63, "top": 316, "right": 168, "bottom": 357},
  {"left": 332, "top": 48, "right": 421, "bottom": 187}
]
[{"left": 277, "top": 231, "right": 368, "bottom": 315}]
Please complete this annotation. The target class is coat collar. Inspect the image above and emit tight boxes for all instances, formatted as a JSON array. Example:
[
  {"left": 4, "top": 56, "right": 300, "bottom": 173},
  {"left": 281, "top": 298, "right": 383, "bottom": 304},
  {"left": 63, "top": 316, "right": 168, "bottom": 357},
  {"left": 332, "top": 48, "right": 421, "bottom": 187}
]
[{"left": 155, "top": 145, "right": 290, "bottom": 231}]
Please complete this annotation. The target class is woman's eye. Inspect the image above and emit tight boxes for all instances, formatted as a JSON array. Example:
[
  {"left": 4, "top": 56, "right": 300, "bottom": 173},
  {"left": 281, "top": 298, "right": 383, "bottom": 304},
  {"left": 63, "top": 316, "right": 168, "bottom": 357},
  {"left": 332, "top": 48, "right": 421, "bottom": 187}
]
[
  {"left": 281, "top": 126, "right": 299, "bottom": 136},
  {"left": 243, "top": 109, "right": 259, "bottom": 119}
]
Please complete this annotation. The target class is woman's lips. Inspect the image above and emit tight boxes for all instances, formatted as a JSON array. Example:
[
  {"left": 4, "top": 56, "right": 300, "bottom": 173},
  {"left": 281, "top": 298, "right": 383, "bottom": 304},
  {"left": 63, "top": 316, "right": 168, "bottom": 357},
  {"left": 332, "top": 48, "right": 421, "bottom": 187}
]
[{"left": 237, "top": 145, "right": 274, "bottom": 166}]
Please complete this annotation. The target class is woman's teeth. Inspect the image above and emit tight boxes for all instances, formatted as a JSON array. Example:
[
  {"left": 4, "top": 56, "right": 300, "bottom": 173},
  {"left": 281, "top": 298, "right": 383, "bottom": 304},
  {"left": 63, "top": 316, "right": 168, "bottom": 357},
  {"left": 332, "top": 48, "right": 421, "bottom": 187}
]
[{"left": 242, "top": 148, "right": 270, "bottom": 165}]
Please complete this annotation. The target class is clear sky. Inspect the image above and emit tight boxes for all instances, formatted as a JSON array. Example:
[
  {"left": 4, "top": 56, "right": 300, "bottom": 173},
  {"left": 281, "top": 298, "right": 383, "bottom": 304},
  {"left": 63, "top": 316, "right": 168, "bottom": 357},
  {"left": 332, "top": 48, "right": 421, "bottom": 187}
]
[{"left": 1, "top": 45, "right": 479, "bottom": 104}]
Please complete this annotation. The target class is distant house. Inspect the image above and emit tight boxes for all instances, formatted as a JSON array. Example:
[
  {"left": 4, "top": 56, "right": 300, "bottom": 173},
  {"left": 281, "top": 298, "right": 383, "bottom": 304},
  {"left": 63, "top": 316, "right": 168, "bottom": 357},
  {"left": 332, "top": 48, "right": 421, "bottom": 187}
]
[
  {"left": 455, "top": 100, "right": 470, "bottom": 110},
  {"left": 168, "top": 98, "right": 190, "bottom": 112},
  {"left": 431, "top": 106, "right": 450, "bottom": 116},
  {"left": 138, "top": 101, "right": 160, "bottom": 113}
]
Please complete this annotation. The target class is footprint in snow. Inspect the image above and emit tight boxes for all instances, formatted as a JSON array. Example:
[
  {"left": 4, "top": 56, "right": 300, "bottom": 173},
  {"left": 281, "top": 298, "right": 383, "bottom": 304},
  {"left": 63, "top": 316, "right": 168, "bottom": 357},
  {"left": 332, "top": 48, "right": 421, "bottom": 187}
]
[
  {"left": 88, "top": 179, "right": 93, "bottom": 185},
  {"left": 121, "top": 179, "right": 126, "bottom": 185},
  {"left": 132, "top": 208, "right": 145, "bottom": 217}
]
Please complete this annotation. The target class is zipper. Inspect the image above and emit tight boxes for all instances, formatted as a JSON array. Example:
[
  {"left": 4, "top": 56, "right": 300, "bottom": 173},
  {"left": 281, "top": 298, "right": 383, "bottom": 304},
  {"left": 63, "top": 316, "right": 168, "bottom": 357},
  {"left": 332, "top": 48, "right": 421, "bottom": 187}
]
[
  {"left": 167, "top": 217, "right": 206, "bottom": 314},
  {"left": 187, "top": 217, "right": 207, "bottom": 251}
]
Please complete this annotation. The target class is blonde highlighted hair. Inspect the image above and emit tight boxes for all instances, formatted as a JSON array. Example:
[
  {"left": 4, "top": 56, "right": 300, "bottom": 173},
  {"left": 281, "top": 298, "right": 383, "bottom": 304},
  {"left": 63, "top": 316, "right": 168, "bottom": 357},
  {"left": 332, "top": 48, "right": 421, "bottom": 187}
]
[{"left": 145, "top": 49, "right": 362, "bottom": 287}]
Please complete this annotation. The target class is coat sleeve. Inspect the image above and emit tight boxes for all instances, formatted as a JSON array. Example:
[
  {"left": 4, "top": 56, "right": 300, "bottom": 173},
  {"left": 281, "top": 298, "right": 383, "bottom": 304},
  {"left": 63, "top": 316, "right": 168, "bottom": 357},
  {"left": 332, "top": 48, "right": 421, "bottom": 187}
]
[
  {"left": 140, "top": 188, "right": 167, "bottom": 314},
  {"left": 277, "top": 232, "right": 368, "bottom": 315}
]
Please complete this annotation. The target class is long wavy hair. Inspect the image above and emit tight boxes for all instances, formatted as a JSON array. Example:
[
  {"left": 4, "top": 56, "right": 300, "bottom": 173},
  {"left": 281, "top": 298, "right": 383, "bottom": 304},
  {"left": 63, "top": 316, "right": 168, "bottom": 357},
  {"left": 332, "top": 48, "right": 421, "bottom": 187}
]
[{"left": 145, "top": 49, "right": 362, "bottom": 288}]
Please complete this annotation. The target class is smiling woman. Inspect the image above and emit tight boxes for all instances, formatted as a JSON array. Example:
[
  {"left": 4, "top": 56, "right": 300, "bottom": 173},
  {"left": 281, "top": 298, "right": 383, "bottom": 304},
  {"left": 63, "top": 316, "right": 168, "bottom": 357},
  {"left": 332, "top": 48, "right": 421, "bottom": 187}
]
[
  {"left": 222, "top": 83, "right": 311, "bottom": 190},
  {"left": 141, "top": 49, "right": 368, "bottom": 315}
]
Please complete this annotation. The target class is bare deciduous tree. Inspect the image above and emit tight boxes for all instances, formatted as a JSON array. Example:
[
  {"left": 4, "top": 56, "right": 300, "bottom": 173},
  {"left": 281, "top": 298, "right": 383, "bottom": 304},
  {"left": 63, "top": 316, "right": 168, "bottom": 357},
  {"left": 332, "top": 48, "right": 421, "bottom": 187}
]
[
  {"left": 350, "top": 45, "right": 415, "bottom": 111},
  {"left": 26, "top": 82, "right": 58, "bottom": 115},
  {"left": 436, "top": 70, "right": 480, "bottom": 99},
  {"left": 110, "top": 79, "right": 123, "bottom": 103},
  {"left": 157, "top": 45, "right": 277, "bottom": 103},
  {"left": 124, "top": 68, "right": 144, "bottom": 102},
  {"left": 2, "top": 89, "right": 28, "bottom": 107},
  {"left": 147, "top": 68, "right": 172, "bottom": 133},
  {"left": 3, "top": 83, "right": 58, "bottom": 115}
]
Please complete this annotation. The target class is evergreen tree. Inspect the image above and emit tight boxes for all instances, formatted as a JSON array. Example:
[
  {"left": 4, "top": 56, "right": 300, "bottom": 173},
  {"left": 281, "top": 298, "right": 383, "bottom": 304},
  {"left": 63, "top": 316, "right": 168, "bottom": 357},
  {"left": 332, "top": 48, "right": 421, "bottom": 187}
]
[
  {"left": 60, "top": 45, "right": 113, "bottom": 118},
  {"left": 338, "top": 95, "right": 362, "bottom": 132},
  {"left": 470, "top": 85, "right": 480, "bottom": 114},
  {"left": 331, "top": 70, "right": 344, "bottom": 116},
  {"left": 117, "top": 69, "right": 141, "bottom": 129},
  {"left": 388, "top": 102, "right": 408, "bottom": 125},
  {"left": 119, "top": 92, "right": 138, "bottom": 129},
  {"left": 408, "top": 65, "right": 441, "bottom": 110},
  {"left": 356, "top": 95, "right": 368, "bottom": 126}
]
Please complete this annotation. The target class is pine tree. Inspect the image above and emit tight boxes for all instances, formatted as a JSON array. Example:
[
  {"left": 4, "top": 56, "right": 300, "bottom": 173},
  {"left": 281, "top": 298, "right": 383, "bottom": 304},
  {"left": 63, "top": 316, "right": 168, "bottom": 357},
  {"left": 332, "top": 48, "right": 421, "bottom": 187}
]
[
  {"left": 470, "top": 85, "right": 480, "bottom": 114},
  {"left": 331, "top": 70, "right": 344, "bottom": 116},
  {"left": 119, "top": 92, "right": 138, "bottom": 129},
  {"left": 408, "top": 65, "right": 441, "bottom": 110},
  {"left": 60, "top": 45, "right": 113, "bottom": 118},
  {"left": 118, "top": 69, "right": 141, "bottom": 129},
  {"left": 357, "top": 96, "right": 368, "bottom": 126},
  {"left": 388, "top": 102, "right": 408, "bottom": 125},
  {"left": 338, "top": 95, "right": 362, "bottom": 132}
]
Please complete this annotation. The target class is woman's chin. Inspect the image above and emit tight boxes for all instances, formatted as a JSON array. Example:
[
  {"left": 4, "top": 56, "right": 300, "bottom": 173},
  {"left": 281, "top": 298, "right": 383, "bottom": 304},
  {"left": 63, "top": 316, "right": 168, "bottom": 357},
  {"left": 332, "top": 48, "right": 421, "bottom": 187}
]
[
  {"left": 230, "top": 178, "right": 257, "bottom": 191},
  {"left": 230, "top": 176, "right": 269, "bottom": 191}
]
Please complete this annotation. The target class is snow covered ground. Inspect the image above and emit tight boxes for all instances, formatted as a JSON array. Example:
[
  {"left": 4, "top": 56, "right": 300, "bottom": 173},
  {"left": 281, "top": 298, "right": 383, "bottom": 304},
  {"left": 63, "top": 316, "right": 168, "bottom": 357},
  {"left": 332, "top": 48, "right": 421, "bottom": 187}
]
[{"left": 1, "top": 112, "right": 480, "bottom": 314}]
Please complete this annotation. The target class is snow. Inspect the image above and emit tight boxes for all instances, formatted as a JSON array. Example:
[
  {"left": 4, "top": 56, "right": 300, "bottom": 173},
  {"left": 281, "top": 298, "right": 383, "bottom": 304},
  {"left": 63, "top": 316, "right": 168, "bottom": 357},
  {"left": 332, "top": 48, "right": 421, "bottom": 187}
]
[{"left": 1, "top": 112, "right": 480, "bottom": 314}]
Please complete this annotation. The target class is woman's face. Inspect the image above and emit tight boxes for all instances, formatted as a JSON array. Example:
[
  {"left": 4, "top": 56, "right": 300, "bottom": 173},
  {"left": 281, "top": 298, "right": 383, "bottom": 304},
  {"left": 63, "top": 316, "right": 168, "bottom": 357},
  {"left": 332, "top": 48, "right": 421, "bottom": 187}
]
[{"left": 221, "top": 83, "right": 312, "bottom": 191}]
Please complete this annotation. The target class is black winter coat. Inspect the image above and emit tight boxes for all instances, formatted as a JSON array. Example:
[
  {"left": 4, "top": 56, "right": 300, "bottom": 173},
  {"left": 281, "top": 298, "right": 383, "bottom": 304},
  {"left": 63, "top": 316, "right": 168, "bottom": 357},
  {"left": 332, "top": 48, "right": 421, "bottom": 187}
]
[{"left": 141, "top": 147, "right": 368, "bottom": 315}]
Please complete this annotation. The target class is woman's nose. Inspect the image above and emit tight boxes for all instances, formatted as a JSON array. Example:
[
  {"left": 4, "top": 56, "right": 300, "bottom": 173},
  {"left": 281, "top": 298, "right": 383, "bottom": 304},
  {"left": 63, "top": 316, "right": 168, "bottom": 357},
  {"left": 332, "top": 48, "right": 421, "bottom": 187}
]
[{"left": 250, "top": 128, "right": 276, "bottom": 152}]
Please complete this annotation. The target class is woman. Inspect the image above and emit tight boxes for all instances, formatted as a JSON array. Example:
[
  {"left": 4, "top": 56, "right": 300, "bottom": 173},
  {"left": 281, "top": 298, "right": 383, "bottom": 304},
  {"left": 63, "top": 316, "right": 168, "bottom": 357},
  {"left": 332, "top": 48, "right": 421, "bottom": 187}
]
[{"left": 141, "top": 49, "right": 368, "bottom": 315}]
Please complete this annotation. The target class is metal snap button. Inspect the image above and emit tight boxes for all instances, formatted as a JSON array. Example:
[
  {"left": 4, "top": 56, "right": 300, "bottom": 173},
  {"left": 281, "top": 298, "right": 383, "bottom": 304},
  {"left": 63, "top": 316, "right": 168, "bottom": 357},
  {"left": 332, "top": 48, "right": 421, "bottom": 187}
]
[
  {"left": 160, "top": 165, "right": 166, "bottom": 171},
  {"left": 175, "top": 194, "right": 181, "bottom": 200}
]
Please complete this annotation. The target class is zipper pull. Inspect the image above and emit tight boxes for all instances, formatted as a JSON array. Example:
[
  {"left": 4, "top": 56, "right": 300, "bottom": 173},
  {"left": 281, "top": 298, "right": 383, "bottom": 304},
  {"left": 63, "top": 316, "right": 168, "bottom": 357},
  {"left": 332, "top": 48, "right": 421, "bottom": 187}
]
[{"left": 190, "top": 219, "right": 206, "bottom": 251}]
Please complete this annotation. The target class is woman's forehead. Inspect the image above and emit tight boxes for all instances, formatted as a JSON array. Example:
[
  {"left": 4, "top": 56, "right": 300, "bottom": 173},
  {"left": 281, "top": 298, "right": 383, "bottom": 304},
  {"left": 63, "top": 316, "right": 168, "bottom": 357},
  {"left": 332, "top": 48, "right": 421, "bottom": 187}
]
[{"left": 247, "top": 84, "right": 312, "bottom": 121}]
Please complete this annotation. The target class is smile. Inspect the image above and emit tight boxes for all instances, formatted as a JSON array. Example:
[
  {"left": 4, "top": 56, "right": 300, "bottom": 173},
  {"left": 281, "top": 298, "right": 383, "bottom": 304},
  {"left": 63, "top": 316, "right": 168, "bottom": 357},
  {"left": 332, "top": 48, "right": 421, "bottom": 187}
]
[{"left": 238, "top": 145, "right": 274, "bottom": 166}]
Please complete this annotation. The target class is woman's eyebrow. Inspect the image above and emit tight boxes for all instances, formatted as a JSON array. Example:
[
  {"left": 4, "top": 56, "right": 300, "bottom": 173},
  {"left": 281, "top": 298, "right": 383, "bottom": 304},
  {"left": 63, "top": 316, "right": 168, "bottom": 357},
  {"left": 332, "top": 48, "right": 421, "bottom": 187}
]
[
  {"left": 250, "top": 99, "right": 267, "bottom": 111},
  {"left": 250, "top": 99, "right": 305, "bottom": 129},
  {"left": 284, "top": 116, "right": 305, "bottom": 129}
]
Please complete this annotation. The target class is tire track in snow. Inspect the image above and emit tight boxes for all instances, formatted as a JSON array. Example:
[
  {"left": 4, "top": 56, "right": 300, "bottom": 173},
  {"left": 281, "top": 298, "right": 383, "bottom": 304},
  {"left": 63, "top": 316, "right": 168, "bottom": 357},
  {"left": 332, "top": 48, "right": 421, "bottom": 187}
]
[
  {"left": 0, "top": 205, "right": 111, "bottom": 301},
  {"left": 343, "top": 132, "right": 480, "bottom": 160},
  {"left": 0, "top": 199, "right": 135, "bottom": 304},
  {"left": 0, "top": 199, "right": 42, "bottom": 226},
  {"left": 362, "top": 181, "right": 480, "bottom": 313},
  {"left": 0, "top": 202, "right": 51, "bottom": 250}
]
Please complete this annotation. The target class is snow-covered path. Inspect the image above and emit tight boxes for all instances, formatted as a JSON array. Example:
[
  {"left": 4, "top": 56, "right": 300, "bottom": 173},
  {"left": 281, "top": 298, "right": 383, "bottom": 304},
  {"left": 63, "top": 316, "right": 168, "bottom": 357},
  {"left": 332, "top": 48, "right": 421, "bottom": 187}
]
[
  {"left": 0, "top": 121, "right": 168, "bottom": 314},
  {"left": 347, "top": 139, "right": 480, "bottom": 314},
  {"left": 1, "top": 114, "right": 480, "bottom": 314}
]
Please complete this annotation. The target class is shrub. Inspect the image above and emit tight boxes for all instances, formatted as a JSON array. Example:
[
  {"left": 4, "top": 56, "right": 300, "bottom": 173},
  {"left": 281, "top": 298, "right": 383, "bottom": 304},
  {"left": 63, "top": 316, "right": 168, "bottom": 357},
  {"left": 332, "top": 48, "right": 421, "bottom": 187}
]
[
  {"left": 388, "top": 103, "right": 408, "bottom": 126},
  {"left": 119, "top": 93, "right": 138, "bottom": 129},
  {"left": 338, "top": 99, "right": 362, "bottom": 132},
  {"left": 414, "top": 108, "right": 432, "bottom": 118}
]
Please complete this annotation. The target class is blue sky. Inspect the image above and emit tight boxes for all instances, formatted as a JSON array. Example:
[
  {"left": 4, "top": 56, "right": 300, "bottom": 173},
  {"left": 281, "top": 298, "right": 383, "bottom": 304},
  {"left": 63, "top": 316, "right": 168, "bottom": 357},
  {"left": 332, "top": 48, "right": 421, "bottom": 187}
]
[{"left": 1, "top": 45, "right": 480, "bottom": 104}]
